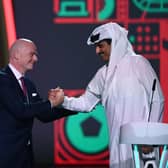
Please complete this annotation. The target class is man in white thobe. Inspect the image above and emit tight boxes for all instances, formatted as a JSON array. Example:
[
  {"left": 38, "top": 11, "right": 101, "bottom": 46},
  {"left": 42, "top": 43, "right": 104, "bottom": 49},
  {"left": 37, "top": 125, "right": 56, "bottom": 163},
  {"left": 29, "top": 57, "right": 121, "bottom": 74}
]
[{"left": 61, "top": 22, "right": 164, "bottom": 167}]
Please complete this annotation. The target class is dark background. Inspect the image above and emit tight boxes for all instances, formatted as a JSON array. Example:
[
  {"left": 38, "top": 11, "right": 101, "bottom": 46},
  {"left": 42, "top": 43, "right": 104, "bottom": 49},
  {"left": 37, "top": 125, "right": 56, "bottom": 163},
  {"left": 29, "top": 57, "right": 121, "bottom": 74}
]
[{"left": 12, "top": 0, "right": 165, "bottom": 166}]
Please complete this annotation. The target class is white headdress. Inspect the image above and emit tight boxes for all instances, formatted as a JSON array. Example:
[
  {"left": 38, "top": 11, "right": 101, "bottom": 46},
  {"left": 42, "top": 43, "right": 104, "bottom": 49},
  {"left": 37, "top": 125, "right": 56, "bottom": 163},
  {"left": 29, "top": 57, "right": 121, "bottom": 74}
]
[{"left": 87, "top": 22, "right": 136, "bottom": 105}]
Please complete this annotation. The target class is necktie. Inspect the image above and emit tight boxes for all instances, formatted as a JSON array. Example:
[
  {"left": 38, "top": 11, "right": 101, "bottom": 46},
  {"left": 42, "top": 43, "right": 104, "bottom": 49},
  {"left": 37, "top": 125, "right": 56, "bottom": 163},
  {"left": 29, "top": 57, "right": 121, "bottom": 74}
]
[{"left": 20, "top": 77, "right": 27, "bottom": 96}]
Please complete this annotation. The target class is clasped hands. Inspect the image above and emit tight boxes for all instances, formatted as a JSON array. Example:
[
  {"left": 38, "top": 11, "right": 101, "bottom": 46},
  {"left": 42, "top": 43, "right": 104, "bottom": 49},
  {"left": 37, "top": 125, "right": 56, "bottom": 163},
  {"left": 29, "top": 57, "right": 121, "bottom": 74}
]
[{"left": 48, "top": 87, "right": 64, "bottom": 108}]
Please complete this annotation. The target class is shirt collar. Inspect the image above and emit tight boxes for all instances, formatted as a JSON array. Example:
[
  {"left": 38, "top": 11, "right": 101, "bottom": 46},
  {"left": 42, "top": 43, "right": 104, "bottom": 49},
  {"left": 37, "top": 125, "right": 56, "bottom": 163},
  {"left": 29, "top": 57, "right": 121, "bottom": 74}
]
[{"left": 8, "top": 64, "right": 23, "bottom": 80}]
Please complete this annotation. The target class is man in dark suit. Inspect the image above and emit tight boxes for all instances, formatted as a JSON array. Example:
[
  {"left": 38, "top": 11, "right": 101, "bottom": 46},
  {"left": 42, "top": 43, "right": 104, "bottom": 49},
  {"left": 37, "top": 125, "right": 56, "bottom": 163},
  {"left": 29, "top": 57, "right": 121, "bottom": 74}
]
[{"left": 0, "top": 38, "right": 77, "bottom": 168}]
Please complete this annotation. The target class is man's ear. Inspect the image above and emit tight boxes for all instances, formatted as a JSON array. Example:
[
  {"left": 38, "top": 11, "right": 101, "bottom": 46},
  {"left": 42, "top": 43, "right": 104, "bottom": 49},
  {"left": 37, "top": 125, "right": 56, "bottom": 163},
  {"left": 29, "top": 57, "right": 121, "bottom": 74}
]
[
  {"left": 14, "top": 55, "right": 19, "bottom": 60},
  {"left": 14, "top": 50, "right": 20, "bottom": 60}
]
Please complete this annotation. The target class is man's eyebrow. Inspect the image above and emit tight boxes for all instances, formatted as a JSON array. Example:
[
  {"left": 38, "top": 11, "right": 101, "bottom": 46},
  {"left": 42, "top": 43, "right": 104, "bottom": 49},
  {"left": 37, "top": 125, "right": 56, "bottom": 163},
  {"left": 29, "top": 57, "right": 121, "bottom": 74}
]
[{"left": 34, "top": 50, "right": 38, "bottom": 55}]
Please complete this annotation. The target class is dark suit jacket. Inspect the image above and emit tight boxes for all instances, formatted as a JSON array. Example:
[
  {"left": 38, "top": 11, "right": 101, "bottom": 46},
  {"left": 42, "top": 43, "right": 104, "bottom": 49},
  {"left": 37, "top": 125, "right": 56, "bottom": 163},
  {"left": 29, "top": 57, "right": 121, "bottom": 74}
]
[{"left": 0, "top": 66, "right": 77, "bottom": 168}]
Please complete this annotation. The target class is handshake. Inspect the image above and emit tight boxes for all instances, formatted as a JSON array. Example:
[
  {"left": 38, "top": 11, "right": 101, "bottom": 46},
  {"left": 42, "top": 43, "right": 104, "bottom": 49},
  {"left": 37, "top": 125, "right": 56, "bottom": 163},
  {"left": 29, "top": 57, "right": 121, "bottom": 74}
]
[{"left": 48, "top": 87, "right": 64, "bottom": 108}]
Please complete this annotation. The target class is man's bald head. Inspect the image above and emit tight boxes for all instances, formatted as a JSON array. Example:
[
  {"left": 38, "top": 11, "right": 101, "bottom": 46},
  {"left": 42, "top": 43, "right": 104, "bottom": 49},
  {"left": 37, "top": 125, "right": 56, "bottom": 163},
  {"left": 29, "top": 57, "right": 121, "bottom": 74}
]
[
  {"left": 9, "top": 38, "right": 38, "bottom": 74},
  {"left": 9, "top": 38, "right": 34, "bottom": 59}
]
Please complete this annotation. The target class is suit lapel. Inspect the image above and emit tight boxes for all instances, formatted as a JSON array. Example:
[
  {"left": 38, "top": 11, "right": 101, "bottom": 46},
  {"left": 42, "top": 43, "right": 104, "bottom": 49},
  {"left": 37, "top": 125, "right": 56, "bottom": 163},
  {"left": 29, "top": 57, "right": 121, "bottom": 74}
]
[{"left": 4, "top": 66, "right": 26, "bottom": 100}]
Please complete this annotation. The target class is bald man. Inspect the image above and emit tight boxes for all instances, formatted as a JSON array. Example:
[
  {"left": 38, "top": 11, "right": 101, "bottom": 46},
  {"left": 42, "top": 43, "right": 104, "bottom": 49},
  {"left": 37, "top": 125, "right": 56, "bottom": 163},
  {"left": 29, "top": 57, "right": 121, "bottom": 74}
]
[{"left": 0, "top": 38, "right": 77, "bottom": 168}]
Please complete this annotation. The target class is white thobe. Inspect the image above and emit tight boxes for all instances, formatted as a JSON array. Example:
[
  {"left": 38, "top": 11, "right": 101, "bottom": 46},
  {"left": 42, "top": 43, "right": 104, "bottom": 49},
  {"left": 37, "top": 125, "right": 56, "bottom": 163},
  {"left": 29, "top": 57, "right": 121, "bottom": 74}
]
[
  {"left": 63, "top": 54, "right": 164, "bottom": 167},
  {"left": 62, "top": 23, "right": 164, "bottom": 168}
]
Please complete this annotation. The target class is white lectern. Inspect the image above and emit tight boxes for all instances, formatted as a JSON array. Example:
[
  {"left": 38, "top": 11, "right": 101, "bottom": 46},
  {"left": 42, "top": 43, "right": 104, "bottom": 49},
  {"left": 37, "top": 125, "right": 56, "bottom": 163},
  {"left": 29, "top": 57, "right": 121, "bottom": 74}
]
[{"left": 120, "top": 122, "right": 168, "bottom": 168}]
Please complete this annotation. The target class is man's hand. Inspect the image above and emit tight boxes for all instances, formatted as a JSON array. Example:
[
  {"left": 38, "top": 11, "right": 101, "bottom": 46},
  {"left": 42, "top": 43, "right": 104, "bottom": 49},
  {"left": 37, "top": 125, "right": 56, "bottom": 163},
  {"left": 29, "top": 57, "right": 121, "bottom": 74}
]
[{"left": 48, "top": 88, "right": 64, "bottom": 108}]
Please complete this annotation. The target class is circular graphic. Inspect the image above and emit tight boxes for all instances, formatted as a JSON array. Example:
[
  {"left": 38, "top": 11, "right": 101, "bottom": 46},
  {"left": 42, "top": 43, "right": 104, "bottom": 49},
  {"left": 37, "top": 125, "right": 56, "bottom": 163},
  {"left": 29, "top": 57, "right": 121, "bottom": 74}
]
[{"left": 65, "top": 104, "right": 109, "bottom": 154}]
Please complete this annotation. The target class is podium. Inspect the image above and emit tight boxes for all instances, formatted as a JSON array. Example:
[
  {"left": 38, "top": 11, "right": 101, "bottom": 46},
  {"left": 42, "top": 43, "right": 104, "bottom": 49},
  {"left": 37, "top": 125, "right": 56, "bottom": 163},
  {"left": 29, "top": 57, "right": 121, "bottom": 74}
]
[{"left": 120, "top": 122, "right": 168, "bottom": 168}]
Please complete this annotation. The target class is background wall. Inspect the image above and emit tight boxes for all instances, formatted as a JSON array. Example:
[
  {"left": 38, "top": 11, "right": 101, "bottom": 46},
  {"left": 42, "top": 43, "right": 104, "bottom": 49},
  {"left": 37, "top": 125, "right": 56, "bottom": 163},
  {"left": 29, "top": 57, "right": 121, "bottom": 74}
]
[{"left": 1, "top": 0, "right": 168, "bottom": 166}]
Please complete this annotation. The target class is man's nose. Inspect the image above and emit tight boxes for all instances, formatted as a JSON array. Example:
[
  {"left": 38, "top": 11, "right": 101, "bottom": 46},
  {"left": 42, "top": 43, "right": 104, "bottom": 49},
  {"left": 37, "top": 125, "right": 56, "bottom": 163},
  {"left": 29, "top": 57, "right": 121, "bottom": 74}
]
[
  {"left": 33, "top": 54, "right": 38, "bottom": 62},
  {"left": 96, "top": 46, "right": 100, "bottom": 54}
]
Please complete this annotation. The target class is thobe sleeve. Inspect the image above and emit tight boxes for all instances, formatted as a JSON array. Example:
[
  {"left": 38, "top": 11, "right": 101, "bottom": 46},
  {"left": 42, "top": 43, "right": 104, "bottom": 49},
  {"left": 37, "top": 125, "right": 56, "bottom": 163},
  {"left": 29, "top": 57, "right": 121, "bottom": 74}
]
[
  {"left": 62, "top": 67, "right": 106, "bottom": 112},
  {"left": 62, "top": 91, "right": 100, "bottom": 112}
]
